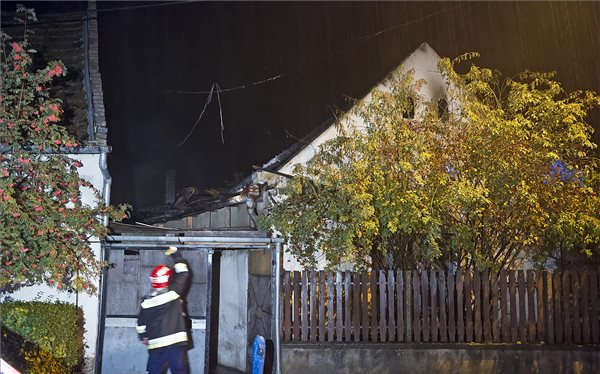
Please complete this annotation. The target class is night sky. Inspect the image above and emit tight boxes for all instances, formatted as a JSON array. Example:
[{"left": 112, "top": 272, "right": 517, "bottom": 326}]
[{"left": 4, "top": 1, "right": 600, "bottom": 211}]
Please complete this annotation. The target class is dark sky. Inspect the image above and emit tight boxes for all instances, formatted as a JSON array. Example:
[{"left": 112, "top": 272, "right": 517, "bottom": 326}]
[{"left": 5, "top": 1, "right": 600, "bottom": 211}]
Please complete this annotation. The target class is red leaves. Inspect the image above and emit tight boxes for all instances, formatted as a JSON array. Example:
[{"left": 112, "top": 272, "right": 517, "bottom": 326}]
[
  {"left": 48, "top": 64, "right": 63, "bottom": 78},
  {"left": 1, "top": 31, "right": 128, "bottom": 295},
  {"left": 11, "top": 42, "right": 23, "bottom": 53}
]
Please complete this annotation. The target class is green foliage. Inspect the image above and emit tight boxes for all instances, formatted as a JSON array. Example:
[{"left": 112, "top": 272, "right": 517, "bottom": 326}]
[
  {"left": 1, "top": 300, "right": 84, "bottom": 373},
  {"left": 0, "top": 5, "right": 128, "bottom": 293},
  {"left": 260, "top": 55, "right": 600, "bottom": 271}
]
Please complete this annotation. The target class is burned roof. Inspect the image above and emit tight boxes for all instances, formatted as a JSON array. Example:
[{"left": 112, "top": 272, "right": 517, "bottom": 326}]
[{"left": 1, "top": 3, "right": 108, "bottom": 145}]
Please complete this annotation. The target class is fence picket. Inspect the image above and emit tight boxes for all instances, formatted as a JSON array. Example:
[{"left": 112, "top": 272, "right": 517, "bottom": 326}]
[
  {"left": 283, "top": 271, "right": 291, "bottom": 341},
  {"left": 509, "top": 270, "right": 518, "bottom": 342},
  {"left": 439, "top": 270, "right": 448, "bottom": 342},
  {"left": 413, "top": 271, "right": 422, "bottom": 342},
  {"left": 562, "top": 271, "right": 572, "bottom": 344},
  {"left": 293, "top": 272, "right": 301, "bottom": 341},
  {"left": 352, "top": 272, "right": 361, "bottom": 342},
  {"left": 344, "top": 271, "right": 351, "bottom": 342},
  {"left": 572, "top": 272, "right": 582, "bottom": 344},
  {"left": 545, "top": 272, "right": 555, "bottom": 344},
  {"left": 581, "top": 272, "right": 590, "bottom": 345},
  {"left": 536, "top": 270, "right": 544, "bottom": 343},
  {"left": 456, "top": 270, "right": 464, "bottom": 342},
  {"left": 318, "top": 271, "right": 326, "bottom": 341},
  {"left": 553, "top": 272, "right": 563, "bottom": 344},
  {"left": 397, "top": 270, "right": 405, "bottom": 342},
  {"left": 482, "top": 270, "right": 491, "bottom": 342},
  {"left": 310, "top": 271, "right": 317, "bottom": 342},
  {"left": 490, "top": 271, "right": 500, "bottom": 342},
  {"left": 447, "top": 269, "right": 456, "bottom": 343},
  {"left": 327, "top": 272, "right": 335, "bottom": 342},
  {"left": 430, "top": 270, "right": 438, "bottom": 342},
  {"left": 301, "top": 271, "right": 308, "bottom": 341},
  {"left": 464, "top": 271, "right": 473, "bottom": 342},
  {"left": 336, "top": 271, "right": 343, "bottom": 342},
  {"left": 421, "top": 270, "right": 430, "bottom": 342},
  {"left": 378, "top": 271, "right": 388, "bottom": 342},
  {"left": 590, "top": 271, "right": 600, "bottom": 344},
  {"left": 474, "top": 270, "right": 482, "bottom": 342},
  {"left": 388, "top": 270, "right": 396, "bottom": 341},
  {"left": 500, "top": 270, "right": 509, "bottom": 343},
  {"left": 518, "top": 270, "right": 527, "bottom": 342},
  {"left": 527, "top": 270, "right": 536, "bottom": 343},
  {"left": 370, "top": 271, "right": 379, "bottom": 341},
  {"left": 361, "top": 271, "right": 370, "bottom": 341}
]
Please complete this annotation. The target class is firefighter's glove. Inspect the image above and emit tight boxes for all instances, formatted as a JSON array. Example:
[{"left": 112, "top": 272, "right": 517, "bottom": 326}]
[{"left": 165, "top": 246, "right": 178, "bottom": 256}]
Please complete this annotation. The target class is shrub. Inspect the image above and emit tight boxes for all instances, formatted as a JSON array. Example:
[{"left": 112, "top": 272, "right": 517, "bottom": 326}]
[{"left": 0, "top": 301, "right": 84, "bottom": 374}]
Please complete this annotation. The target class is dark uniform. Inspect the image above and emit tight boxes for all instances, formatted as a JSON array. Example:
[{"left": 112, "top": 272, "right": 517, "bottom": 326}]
[{"left": 137, "top": 251, "right": 191, "bottom": 374}]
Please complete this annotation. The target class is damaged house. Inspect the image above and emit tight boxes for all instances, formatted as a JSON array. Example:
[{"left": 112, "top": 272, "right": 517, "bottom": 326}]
[{"left": 106, "top": 42, "right": 447, "bottom": 374}]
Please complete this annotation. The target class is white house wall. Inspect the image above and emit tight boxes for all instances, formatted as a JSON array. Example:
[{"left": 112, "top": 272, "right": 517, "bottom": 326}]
[
  {"left": 7, "top": 153, "right": 106, "bottom": 369},
  {"left": 276, "top": 43, "right": 445, "bottom": 178}
]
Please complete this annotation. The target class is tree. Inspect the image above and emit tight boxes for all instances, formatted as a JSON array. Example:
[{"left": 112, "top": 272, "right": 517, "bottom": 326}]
[
  {"left": 0, "top": 6, "right": 127, "bottom": 294},
  {"left": 260, "top": 53, "right": 600, "bottom": 271}
]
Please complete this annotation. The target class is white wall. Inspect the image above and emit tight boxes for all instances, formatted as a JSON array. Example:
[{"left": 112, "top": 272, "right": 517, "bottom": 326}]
[
  {"left": 218, "top": 251, "right": 248, "bottom": 371},
  {"left": 275, "top": 43, "right": 445, "bottom": 178},
  {"left": 6, "top": 153, "right": 106, "bottom": 370}
]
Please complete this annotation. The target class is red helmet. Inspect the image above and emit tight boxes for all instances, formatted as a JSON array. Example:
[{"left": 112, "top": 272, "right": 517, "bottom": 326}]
[{"left": 150, "top": 264, "right": 172, "bottom": 288}]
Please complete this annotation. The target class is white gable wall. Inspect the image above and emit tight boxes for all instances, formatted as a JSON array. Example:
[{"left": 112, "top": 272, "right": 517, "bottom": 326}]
[{"left": 277, "top": 43, "right": 446, "bottom": 177}]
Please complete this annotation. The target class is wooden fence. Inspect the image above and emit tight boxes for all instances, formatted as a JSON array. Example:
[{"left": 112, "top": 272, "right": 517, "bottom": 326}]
[{"left": 281, "top": 269, "right": 600, "bottom": 344}]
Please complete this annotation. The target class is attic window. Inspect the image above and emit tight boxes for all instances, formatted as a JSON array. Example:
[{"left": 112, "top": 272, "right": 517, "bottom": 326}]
[
  {"left": 403, "top": 97, "right": 415, "bottom": 119},
  {"left": 437, "top": 98, "right": 448, "bottom": 120}
]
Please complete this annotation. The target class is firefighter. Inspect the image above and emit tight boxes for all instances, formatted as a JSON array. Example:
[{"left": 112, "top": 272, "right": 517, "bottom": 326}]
[{"left": 137, "top": 246, "right": 191, "bottom": 374}]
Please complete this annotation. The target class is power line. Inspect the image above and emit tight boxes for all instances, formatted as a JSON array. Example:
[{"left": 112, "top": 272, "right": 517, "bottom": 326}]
[
  {"left": 0, "top": 1, "right": 199, "bottom": 26},
  {"left": 152, "top": 2, "right": 469, "bottom": 96}
]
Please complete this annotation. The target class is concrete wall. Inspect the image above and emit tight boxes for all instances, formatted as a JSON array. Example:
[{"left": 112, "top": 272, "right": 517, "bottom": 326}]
[
  {"left": 101, "top": 318, "right": 206, "bottom": 374},
  {"left": 282, "top": 344, "right": 600, "bottom": 374},
  {"left": 218, "top": 251, "right": 249, "bottom": 372}
]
